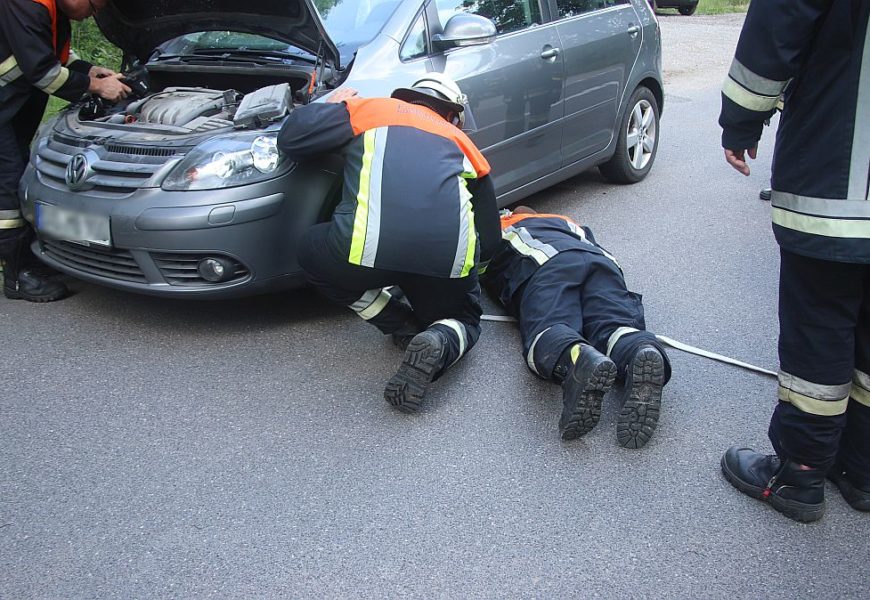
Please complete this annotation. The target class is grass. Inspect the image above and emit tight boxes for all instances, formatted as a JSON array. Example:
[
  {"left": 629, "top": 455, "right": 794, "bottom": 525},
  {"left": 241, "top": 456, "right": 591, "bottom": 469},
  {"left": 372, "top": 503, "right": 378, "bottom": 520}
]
[{"left": 654, "top": 0, "right": 749, "bottom": 15}]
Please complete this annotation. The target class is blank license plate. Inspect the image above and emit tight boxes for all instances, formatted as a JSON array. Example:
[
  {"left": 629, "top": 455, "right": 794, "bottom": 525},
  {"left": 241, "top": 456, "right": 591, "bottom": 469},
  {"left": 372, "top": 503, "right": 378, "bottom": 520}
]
[{"left": 36, "top": 204, "right": 111, "bottom": 247}]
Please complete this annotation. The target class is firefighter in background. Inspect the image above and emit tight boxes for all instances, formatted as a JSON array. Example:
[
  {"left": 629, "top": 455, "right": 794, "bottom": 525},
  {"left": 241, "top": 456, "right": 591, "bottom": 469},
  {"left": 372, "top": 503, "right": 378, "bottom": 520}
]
[
  {"left": 486, "top": 207, "right": 671, "bottom": 447},
  {"left": 719, "top": 0, "right": 870, "bottom": 521},
  {"left": 0, "top": 0, "right": 129, "bottom": 301},
  {"left": 278, "top": 75, "right": 500, "bottom": 414}
]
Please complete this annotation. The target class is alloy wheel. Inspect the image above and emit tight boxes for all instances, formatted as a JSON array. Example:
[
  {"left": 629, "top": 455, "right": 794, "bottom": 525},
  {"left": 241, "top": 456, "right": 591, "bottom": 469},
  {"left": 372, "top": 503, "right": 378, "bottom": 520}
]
[{"left": 626, "top": 99, "right": 656, "bottom": 171}]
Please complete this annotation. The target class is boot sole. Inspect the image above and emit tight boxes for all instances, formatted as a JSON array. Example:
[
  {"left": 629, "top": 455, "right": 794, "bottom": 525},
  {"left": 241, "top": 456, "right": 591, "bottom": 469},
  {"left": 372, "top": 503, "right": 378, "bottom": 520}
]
[
  {"left": 616, "top": 347, "right": 664, "bottom": 449},
  {"left": 828, "top": 472, "right": 870, "bottom": 511},
  {"left": 720, "top": 455, "right": 825, "bottom": 522},
  {"left": 384, "top": 332, "right": 445, "bottom": 414},
  {"left": 3, "top": 287, "right": 67, "bottom": 303},
  {"left": 560, "top": 359, "right": 617, "bottom": 441}
]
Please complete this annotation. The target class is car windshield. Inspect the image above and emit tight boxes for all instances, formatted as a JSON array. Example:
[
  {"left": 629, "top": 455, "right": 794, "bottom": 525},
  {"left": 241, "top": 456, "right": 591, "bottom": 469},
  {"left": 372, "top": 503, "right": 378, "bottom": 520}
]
[{"left": 155, "top": 0, "right": 401, "bottom": 65}]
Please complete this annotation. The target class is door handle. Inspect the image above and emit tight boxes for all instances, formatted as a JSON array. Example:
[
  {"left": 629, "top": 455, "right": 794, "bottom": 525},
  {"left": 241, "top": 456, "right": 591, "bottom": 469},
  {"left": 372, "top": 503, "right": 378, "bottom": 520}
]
[
  {"left": 540, "top": 47, "right": 561, "bottom": 60},
  {"left": 627, "top": 25, "right": 640, "bottom": 36}
]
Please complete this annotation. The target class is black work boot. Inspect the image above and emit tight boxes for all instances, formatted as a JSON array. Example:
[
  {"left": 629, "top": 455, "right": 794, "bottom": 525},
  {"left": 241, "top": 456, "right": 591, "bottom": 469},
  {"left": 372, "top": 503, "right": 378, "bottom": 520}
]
[
  {"left": 827, "top": 463, "right": 870, "bottom": 511},
  {"left": 384, "top": 328, "right": 449, "bottom": 414},
  {"left": 390, "top": 314, "right": 424, "bottom": 351},
  {"left": 721, "top": 446, "right": 826, "bottom": 522},
  {"left": 559, "top": 343, "right": 617, "bottom": 440},
  {"left": 2, "top": 269, "right": 68, "bottom": 302},
  {"left": 615, "top": 345, "right": 665, "bottom": 449}
]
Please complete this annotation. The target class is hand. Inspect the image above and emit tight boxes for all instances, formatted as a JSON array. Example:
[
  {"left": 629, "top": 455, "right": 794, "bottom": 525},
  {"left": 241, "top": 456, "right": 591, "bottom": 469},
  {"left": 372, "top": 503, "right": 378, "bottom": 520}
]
[
  {"left": 724, "top": 147, "right": 757, "bottom": 176},
  {"left": 88, "top": 73, "right": 131, "bottom": 102},
  {"left": 327, "top": 88, "right": 359, "bottom": 103},
  {"left": 88, "top": 65, "right": 118, "bottom": 78}
]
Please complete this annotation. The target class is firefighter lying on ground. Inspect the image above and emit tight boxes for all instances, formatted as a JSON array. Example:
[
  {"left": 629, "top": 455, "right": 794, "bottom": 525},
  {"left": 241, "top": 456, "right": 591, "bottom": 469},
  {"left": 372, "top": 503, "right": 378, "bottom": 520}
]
[
  {"left": 0, "top": 0, "right": 130, "bottom": 302},
  {"left": 485, "top": 207, "right": 672, "bottom": 448},
  {"left": 277, "top": 74, "right": 500, "bottom": 414}
]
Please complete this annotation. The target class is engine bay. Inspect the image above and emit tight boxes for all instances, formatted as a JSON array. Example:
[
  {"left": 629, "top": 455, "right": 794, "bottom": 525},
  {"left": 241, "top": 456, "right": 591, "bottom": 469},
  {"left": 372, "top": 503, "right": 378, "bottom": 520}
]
[{"left": 76, "top": 67, "right": 305, "bottom": 134}]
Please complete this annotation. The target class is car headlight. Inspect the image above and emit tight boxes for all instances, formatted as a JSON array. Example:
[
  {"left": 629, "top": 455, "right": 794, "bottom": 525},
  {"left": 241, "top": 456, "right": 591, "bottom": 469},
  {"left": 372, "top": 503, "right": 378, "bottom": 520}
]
[{"left": 162, "top": 132, "right": 290, "bottom": 191}]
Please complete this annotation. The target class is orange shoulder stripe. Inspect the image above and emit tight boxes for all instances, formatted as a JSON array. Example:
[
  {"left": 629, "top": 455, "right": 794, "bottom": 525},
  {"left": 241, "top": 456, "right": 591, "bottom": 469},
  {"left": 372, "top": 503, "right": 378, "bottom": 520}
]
[
  {"left": 500, "top": 213, "right": 581, "bottom": 230},
  {"left": 344, "top": 97, "right": 491, "bottom": 177}
]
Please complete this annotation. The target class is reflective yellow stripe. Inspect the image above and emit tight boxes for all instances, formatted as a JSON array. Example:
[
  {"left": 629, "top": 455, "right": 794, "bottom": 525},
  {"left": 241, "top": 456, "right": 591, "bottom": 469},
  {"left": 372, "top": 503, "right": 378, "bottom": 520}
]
[
  {"left": 41, "top": 66, "right": 69, "bottom": 95},
  {"left": 570, "top": 344, "right": 580, "bottom": 364},
  {"left": 504, "top": 230, "right": 552, "bottom": 265},
  {"left": 460, "top": 189, "right": 476, "bottom": 277},
  {"left": 349, "top": 130, "right": 376, "bottom": 265},
  {"left": 0, "top": 218, "right": 25, "bottom": 229},
  {"left": 778, "top": 386, "right": 849, "bottom": 416},
  {"left": 0, "top": 54, "right": 17, "bottom": 77},
  {"left": 772, "top": 207, "right": 870, "bottom": 239},
  {"left": 722, "top": 77, "right": 780, "bottom": 112}
]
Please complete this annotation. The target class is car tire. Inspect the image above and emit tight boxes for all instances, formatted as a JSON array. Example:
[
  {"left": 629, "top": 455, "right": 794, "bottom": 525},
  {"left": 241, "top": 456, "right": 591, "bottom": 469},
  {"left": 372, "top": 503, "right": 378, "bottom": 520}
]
[
  {"left": 678, "top": 3, "right": 698, "bottom": 16},
  {"left": 599, "top": 86, "right": 660, "bottom": 184}
]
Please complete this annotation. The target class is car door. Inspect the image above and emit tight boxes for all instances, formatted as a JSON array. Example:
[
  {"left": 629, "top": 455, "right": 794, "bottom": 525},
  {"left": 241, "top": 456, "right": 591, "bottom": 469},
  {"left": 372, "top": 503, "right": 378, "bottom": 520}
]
[
  {"left": 550, "top": 0, "right": 641, "bottom": 167},
  {"left": 425, "top": 0, "right": 566, "bottom": 196}
]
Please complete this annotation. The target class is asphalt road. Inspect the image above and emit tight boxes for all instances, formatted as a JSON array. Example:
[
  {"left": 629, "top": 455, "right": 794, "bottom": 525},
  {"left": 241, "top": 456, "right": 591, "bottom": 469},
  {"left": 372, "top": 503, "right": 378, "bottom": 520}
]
[{"left": 2, "top": 13, "right": 868, "bottom": 599}]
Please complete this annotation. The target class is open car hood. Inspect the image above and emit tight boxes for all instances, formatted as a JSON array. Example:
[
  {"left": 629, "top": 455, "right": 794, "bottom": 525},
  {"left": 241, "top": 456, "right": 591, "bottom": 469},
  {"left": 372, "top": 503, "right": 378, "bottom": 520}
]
[{"left": 96, "top": 0, "right": 340, "bottom": 68}]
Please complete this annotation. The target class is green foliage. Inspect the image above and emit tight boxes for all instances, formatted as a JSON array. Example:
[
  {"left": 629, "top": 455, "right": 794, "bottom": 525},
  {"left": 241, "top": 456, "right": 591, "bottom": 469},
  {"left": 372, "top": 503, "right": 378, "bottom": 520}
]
[
  {"left": 694, "top": 0, "right": 751, "bottom": 15},
  {"left": 71, "top": 17, "right": 122, "bottom": 69}
]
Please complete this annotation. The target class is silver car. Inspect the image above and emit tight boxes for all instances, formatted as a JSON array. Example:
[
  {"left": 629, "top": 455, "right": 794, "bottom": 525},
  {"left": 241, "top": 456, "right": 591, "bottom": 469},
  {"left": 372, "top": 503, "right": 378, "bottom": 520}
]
[{"left": 19, "top": 0, "right": 662, "bottom": 298}]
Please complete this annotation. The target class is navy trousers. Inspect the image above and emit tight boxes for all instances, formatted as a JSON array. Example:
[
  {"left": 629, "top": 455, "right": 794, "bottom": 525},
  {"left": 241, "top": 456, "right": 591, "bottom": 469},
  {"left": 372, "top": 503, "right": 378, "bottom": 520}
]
[
  {"left": 770, "top": 249, "right": 870, "bottom": 479},
  {"left": 297, "top": 222, "right": 482, "bottom": 375},
  {"left": 504, "top": 250, "right": 670, "bottom": 383}
]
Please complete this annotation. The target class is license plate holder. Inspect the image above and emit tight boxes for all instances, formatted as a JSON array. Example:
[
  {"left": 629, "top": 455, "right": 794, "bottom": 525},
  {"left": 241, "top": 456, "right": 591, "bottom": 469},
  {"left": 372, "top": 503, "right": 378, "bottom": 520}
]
[{"left": 36, "top": 203, "right": 111, "bottom": 247}]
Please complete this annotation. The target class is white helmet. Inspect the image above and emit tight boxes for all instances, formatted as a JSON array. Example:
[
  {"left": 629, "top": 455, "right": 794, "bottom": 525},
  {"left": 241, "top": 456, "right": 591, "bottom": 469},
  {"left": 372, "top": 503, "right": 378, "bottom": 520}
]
[{"left": 392, "top": 72, "right": 467, "bottom": 127}]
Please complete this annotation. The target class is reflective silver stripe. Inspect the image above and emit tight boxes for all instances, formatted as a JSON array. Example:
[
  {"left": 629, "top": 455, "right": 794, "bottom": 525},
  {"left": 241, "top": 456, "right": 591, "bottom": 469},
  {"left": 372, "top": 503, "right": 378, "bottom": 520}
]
[
  {"left": 772, "top": 207, "right": 870, "bottom": 239},
  {"left": 503, "top": 226, "right": 558, "bottom": 265},
  {"left": 40, "top": 65, "right": 69, "bottom": 95},
  {"left": 0, "top": 54, "right": 17, "bottom": 77},
  {"left": 722, "top": 77, "right": 780, "bottom": 112},
  {"left": 853, "top": 369, "right": 870, "bottom": 407},
  {"left": 449, "top": 179, "right": 473, "bottom": 278},
  {"left": 0, "top": 209, "right": 22, "bottom": 219},
  {"left": 771, "top": 191, "right": 870, "bottom": 219},
  {"left": 606, "top": 327, "right": 640, "bottom": 357},
  {"left": 35, "top": 63, "right": 61, "bottom": 89},
  {"left": 849, "top": 22, "right": 870, "bottom": 200},
  {"left": 0, "top": 67, "right": 22, "bottom": 86},
  {"left": 349, "top": 288, "right": 392, "bottom": 320},
  {"left": 728, "top": 59, "right": 789, "bottom": 97},
  {"left": 778, "top": 371, "right": 850, "bottom": 416},
  {"left": 0, "top": 218, "right": 25, "bottom": 229},
  {"left": 361, "top": 128, "right": 387, "bottom": 267},
  {"left": 434, "top": 318, "right": 466, "bottom": 365},
  {"left": 526, "top": 327, "right": 552, "bottom": 375}
]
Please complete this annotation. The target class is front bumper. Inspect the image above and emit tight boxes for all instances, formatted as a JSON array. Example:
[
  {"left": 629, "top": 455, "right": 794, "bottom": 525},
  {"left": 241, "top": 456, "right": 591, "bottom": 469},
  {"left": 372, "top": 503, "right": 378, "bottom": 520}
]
[{"left": 19, "top": 161, "right": 339, "bottom": 299}]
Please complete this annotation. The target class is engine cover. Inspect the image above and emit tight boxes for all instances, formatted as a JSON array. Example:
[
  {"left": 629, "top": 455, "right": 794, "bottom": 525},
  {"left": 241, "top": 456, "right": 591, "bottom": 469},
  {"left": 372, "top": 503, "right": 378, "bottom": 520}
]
[{"left": 137, "top": 87, "right": 232, "bottom": 126}]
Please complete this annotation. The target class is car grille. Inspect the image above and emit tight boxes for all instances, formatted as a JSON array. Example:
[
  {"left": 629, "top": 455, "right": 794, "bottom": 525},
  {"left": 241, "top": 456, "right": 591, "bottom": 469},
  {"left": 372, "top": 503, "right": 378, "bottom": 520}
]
[
  {"left": 35, "top": 133, "right": 184, "bottom": 198},
  {"left": 152, "top": 252, "right": 250, "bottom": 286},
  {"left": 43, "top": 240, "right": 147, "bottom": 283}
]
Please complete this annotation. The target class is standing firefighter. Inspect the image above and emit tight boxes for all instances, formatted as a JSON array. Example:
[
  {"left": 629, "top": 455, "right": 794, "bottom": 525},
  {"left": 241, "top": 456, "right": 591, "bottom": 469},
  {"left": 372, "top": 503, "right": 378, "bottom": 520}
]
[
  {"left": 486, "top": 208, "right": 671, "bottom": 447},
  {"left": 278, "top": 75, "right": 500, "bottom": 413},
  {"left": 0, "top": 0, "right": 128, "bottom": 301},
  {"left": 719, "top": 0, "right": 870, "bottom": 521}
]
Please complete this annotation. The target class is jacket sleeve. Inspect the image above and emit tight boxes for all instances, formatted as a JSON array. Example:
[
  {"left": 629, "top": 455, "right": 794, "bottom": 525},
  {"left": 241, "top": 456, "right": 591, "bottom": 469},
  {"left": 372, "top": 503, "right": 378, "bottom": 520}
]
[
  {"left": 719, "top": 0, "right": 833, "bottom": 150},
  {"left": 0, "top": 0, "right": 90, "bottom": 101},
  {"left": 277, "top": 102, "right": 356, "bottom": 160},
  {"left": 467, "top": 174, "right": 500, "bottom": 270}
]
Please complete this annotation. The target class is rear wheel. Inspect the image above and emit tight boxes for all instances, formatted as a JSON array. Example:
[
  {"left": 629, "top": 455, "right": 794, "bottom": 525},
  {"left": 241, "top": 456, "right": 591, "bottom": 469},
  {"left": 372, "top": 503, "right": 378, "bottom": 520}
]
[
  {"left": 599, "top": 86, "right": 659, "bottom": 184},
  {"left": 678, "top": 3, "right": 698, "bottom": 15}
]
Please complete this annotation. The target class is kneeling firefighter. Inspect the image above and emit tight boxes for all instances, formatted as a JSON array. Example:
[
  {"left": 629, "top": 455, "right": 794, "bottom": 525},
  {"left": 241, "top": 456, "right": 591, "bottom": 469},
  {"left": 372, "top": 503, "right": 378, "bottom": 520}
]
[{"left": 278, "top": 74, "right": 500, "bottom": 413}]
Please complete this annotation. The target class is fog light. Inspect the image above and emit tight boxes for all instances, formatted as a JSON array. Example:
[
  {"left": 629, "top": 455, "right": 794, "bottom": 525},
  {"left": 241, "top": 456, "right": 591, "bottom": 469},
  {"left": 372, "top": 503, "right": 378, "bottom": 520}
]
[{"left": 197, "top": 257, "right": 235, "bottom": 283}]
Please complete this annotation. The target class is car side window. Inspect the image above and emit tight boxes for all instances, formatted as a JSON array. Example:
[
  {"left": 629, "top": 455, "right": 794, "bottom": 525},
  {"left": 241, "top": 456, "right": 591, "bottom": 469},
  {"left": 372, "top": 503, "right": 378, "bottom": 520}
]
[
  {"left": 556, "top": 0, "right": 627, "bottom": 18},
  {"left": 400, "top": 12, "right": 428, "bottom": 60},
  {"left": 433, "top": 0, "right": 542, "bottom": 36}
]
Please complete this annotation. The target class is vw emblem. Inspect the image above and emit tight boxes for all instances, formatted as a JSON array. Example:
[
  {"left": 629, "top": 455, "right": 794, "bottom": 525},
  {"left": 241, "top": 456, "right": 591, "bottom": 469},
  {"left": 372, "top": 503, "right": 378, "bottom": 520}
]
[{"left": 65, "top": 153, "right": 90, "bottom": 190}]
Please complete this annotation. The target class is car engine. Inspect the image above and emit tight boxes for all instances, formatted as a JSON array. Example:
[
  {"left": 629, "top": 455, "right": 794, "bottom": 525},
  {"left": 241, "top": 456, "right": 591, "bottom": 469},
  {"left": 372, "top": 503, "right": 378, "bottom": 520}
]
[{"left": 78, "top": 82, "right": 294, "bottom": 133}]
